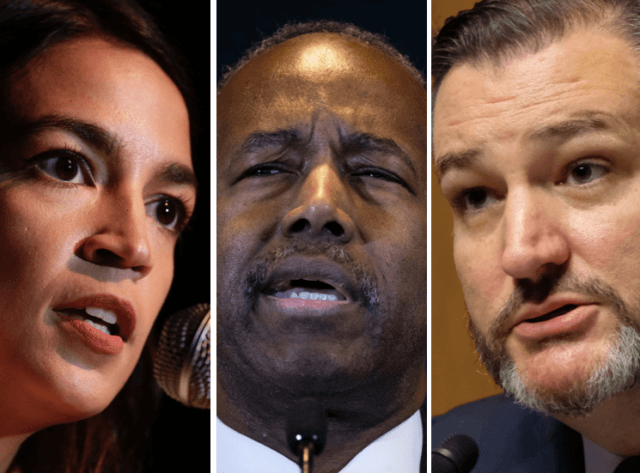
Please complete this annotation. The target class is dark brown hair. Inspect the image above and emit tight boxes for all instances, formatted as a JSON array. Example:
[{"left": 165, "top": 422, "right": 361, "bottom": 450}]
[
  {"left": 0, "top": 0, "right": 195, "bottom": 471},
  {"left": 432, "top": 0, "right": 640, "bottom": 103},
  {"left": 11, "top": 349, "right": 160, "bottom": 473},
  {"left": 0, "top": 0, "right": 197, "bottom": 150}
]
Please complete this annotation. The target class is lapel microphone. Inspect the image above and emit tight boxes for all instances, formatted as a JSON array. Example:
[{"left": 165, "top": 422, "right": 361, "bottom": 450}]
[{"left": 286, "top": 398, "right": 327, "bottom": 473}]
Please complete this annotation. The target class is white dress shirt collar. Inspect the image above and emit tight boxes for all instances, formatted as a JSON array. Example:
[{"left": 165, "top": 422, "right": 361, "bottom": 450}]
[{"left": 216, "top": 409, "right": 423, "bottom": 473}]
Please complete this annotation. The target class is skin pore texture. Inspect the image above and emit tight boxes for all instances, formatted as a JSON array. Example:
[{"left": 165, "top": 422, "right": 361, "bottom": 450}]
[
  {"left": 434, "top": 27, "right": 640, "bottom": 456},
  {"left": 0, "top": 36, "right": 194, "bottom": 470},
  {"left": 217, "top": 33, "right": 426, "bottom": 472}
]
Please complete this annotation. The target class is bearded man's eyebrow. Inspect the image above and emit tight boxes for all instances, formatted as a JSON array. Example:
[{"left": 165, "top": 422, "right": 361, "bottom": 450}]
[{"left": 434, "top": 148, "right": 481, "bottom": 181}]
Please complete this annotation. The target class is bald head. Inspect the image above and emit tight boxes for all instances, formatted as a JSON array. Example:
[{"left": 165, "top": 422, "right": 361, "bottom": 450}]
[
  {"left": 216, "top": 26, "right": 426, "bottom": 468},
  {"left": 218, "top": 32, "right": 426, "bottom": 173}
]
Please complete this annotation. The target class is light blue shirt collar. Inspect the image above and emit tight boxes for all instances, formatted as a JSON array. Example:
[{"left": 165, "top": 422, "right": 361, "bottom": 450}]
[{"left": 583, "top": 434, "right": 626, "bottom": 473}]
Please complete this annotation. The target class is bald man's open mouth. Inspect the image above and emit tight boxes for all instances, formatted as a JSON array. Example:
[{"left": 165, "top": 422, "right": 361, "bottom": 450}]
[{"left": 260, "top": 257, "right": 359, "bottom": 315}]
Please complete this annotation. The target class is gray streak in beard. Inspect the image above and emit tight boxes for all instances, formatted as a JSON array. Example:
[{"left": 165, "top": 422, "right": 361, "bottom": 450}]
[
  {"left": 470, "top": 272, "right": 640, "bottom": 416},
  {"left": 244, "top": 241, "right": 379, "bottom": 313}
]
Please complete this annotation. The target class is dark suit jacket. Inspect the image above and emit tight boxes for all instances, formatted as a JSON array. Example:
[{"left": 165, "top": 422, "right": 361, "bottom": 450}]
[{"left": 432, "top": 394, "right": 585, "bottom": 472}]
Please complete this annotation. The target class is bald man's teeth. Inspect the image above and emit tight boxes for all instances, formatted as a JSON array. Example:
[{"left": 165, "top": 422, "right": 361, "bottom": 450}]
[{"left": 273, "top": 289, "right": 338, "bottom": 301}]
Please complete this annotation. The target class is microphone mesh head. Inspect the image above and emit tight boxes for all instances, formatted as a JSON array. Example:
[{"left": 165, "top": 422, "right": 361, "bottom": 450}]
[
  {"left": 153, "top": 303, "right": 210, "bottom": 409},
  {"left": 435, "top": 433, "right": 479, "bottom": 473}
]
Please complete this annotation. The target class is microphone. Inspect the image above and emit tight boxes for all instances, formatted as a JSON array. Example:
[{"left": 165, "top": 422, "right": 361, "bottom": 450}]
[
  {"left": 153, "top": 303, "right": 210, "bottom": 409},
  {"left": 286, "top": 399, "right": 327, "bottom": 473},
  {"left": 432, "top": 434, "right": 479, "bottom": 473}
]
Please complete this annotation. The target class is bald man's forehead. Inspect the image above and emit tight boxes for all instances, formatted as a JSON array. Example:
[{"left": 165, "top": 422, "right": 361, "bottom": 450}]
[
  {"left": 224, "top": 33, "right": 422, "bottom": 93},
  {"left": 217, "top": 32, "right": 426, "bottom": 178}
]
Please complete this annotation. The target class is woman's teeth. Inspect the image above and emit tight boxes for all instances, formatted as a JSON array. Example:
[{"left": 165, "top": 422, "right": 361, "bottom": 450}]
[
  {"left": 85, "top": 307, "right": 117, "bottom": 324},
  {"left": 84, "top": 318, "right": 111, "bottom": 335}
]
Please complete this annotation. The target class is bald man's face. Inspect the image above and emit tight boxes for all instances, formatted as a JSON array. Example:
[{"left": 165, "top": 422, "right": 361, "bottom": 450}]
[{"left": 217, "top": 33, "right": 426, "bottom": 396}]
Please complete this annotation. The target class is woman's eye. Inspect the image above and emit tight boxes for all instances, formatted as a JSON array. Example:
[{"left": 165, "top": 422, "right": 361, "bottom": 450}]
[
  {"left": 146, "top": 197, "right": 187, "bottom": 232},
  {"left": 566, "top": 162, "right": 608, "bottom": 186},
  {"left": 35, "top": 153, "right": 90, "bottom": 184}
]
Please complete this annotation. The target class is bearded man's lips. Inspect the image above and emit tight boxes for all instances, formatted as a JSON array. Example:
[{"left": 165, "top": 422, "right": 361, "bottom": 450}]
[{"left": 509, "top": 295, "right": 599, "bottom": 341}]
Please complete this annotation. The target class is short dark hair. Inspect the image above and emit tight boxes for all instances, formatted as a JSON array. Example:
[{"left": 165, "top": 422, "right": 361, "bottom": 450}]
[
  {"left": 218, "top": 19, "right": 426, "bottom": 92},
  {"left": 432, "top": 0, "right": 640, "bottom": 103}
]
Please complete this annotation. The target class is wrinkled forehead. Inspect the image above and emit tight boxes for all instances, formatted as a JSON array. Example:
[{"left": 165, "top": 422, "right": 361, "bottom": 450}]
[{"left": 217, "top": 33, "right": 426, "bottom": 171}]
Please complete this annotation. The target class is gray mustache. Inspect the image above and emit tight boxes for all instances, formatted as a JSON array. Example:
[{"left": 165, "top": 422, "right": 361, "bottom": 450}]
[{"left": 244, "top": 241, "right": 379, "bottom": 314}]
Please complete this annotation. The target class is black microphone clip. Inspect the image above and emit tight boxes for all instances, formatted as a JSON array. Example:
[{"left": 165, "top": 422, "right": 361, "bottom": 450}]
[{"left": 286, "top": 399, "right": 327, "bottom": 473}]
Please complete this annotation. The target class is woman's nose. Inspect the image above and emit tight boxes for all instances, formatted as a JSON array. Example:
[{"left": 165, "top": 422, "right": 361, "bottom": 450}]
[{"left": 79, "top": 191, "right": 152, "bottom": 277}]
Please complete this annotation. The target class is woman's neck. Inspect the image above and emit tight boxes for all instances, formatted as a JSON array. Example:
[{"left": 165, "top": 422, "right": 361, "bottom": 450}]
[{"left": 0, "top": 434, "right": 30, "bottom": 473}]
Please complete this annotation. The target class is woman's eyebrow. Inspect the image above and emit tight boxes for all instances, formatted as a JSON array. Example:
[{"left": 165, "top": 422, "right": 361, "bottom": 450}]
[
  {"left": 10, "top": 114, "right": 197, "bottom": 190},
  {"left": 16, "top": 114, "right": 123, "bottom": 157},
  {"left": 150, "top": 161, "right": 198, "bottom": 191}
]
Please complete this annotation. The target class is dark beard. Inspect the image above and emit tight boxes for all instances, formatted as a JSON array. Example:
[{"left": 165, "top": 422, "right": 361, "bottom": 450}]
[{"left": 469, "top": 274, "right": 640, "bottom": 416}]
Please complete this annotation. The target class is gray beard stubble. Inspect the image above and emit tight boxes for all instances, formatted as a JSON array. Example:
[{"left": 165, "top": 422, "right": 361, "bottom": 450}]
[{"left": 470, "top": 274, "right": 640, "bottom": 417}]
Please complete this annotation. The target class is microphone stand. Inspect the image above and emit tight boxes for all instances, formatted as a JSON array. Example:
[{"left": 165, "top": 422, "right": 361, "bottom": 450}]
[
  {"left": 299, "top": 440, "right": 315, "bottom": 473},
  {"left": 286, "top": 399, "right": 327, "bottom": 473}
]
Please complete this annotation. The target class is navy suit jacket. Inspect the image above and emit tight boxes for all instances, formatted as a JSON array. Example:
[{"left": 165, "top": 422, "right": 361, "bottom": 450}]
[{"left": 432, "top": 394, "right": 585, "bottom": 472}]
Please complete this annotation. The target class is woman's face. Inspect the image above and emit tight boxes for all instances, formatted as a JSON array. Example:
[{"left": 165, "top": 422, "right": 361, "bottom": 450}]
[{"left": 0, "top": 36, "right": 194, "bottom": 434}]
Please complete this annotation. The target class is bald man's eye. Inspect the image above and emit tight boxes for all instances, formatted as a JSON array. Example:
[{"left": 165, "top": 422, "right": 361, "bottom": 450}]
[
  {"left": 236, "top": 162, "right": 292, "bottom": 182},
  {"left": 352, "top": 166, "right": 414, "bottom": 194}
]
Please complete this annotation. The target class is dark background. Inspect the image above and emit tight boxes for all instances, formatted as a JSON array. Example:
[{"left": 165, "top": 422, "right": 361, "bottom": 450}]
[
  {"left": 217, "top": 0, "right": 427, "bottom": 85},
  {"left": 134, "top": 1, "right": 210, "bottom": 471}
]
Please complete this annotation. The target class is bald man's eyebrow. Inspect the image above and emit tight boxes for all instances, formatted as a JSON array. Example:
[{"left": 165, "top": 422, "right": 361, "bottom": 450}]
[
  {"left": 434, "top": 148, "right": 481, "bottom": 181},
  {"left": 341, "top": 131, "right": 417, "bottom": 175},
  {"left": 240, "top": 128, "right": 303, "bottom": 154}
]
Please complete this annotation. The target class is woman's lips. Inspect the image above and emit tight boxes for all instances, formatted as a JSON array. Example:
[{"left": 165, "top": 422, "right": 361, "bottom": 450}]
[
  {"left": 53, "top": 294, "right": 136, "bottom": 341},
  {"left": 53, "top": 294, "right": 137, "bottom": 355},
  {"left": 57, "top": 313, "right": 125, "bottom": 355}
]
